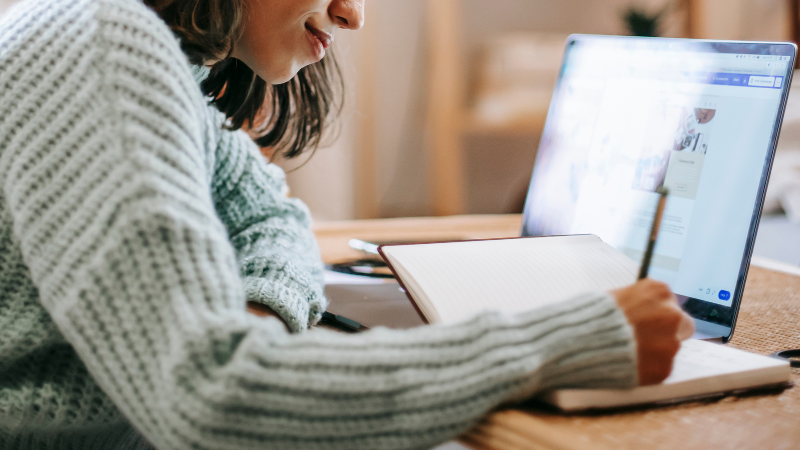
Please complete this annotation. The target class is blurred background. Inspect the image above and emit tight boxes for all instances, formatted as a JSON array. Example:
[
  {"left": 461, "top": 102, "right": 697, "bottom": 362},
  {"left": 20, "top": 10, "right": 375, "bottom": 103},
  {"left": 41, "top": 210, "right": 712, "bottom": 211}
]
[
  {"left": 1, "top": 0, "right": 798, "bottom": 231},
  {"left": 270, "top": 0, "right": 798, "bottom": 224}
]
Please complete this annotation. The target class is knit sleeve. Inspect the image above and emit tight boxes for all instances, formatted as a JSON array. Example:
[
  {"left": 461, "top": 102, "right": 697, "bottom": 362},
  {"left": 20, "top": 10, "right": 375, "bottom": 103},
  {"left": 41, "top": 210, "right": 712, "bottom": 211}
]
[
  {"left": 0, "top": 2, "right": 638, "bottom": 449},
  {"left": 211, "top": 130, "right": 326, "bottom": 333}
]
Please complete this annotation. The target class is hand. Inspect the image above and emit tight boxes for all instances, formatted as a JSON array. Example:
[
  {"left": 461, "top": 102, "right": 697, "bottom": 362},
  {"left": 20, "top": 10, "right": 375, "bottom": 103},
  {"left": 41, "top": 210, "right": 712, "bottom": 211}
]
[
  {"left": 247, "top": 302, "right": 340, "bottom": 333},
  {"left": 247, "top": 302, "right": 289, "bottom": 331},
  {"left": 611, "top": 279, "right": 695, "bottom": 385}
]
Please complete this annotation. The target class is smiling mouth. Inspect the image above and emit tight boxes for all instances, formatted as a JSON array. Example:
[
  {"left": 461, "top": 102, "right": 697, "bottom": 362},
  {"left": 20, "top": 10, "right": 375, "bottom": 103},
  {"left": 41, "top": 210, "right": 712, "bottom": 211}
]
[{"left": 305, "top": 24, "right": 333, "bottom": 50}]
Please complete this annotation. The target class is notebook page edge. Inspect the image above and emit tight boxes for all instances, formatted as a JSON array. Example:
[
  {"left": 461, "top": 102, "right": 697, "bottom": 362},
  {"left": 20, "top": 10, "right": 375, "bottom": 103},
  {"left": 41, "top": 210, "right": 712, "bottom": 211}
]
[{"left": 381, "top": 247, "right": 441, "bottom": 323}]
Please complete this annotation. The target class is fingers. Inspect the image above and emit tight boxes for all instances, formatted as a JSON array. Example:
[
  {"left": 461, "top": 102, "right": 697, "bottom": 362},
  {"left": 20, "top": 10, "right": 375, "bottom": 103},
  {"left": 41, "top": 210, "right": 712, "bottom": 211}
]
[
  {"left": 638, "top": 280, "right": 694, "bottom": 340},
  {"left": 612, "top": 279, "right": 690, "bottom": 386},
  {"left": 633, "top": 310, "right": 682, "bottom": 385},
  {"left": 637, "top": 338, "right": 680, "bottom": 385}
]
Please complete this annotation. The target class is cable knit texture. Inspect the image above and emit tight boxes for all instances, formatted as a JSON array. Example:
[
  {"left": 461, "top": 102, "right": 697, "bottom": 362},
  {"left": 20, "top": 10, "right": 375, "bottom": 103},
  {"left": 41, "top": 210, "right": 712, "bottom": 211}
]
[{"left": 0, "top": 0, "right": 639, "bottom": 449}]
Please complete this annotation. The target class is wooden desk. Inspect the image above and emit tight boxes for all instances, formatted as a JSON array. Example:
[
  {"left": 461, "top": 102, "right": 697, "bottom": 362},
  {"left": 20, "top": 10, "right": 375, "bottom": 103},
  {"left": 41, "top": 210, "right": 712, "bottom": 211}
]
[
  {"left": 313, "top": 214, "right": 523, "bottom": 263},
  {"left": 311, "top": 215, "right": 800, "bottom": 450}
]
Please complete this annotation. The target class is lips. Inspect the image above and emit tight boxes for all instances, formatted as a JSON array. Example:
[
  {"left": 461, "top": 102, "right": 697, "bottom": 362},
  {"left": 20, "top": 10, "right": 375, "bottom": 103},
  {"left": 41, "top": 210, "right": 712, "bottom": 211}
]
[{"left": 305, "top": 24, "right": 333, "bottom": 50}]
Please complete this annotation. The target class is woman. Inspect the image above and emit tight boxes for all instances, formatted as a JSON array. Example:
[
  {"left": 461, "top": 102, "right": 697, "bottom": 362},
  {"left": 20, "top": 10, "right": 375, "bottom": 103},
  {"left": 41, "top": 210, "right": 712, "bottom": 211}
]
[{"left": 0, "top": 0, "right": 694, "bottom": 449}]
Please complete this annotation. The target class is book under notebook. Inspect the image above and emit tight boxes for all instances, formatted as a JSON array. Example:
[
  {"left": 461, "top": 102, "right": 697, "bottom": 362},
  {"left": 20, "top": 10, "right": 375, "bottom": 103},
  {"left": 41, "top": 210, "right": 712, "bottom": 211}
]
[{"left": 539, "top": 339, "right": 791, "bottom": 411}]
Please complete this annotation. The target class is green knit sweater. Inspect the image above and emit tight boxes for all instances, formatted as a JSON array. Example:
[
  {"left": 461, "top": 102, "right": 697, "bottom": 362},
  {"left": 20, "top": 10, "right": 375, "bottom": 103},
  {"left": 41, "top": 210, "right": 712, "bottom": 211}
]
[{"left": 0, "top": 0, "right": 638, "bottom": 448}]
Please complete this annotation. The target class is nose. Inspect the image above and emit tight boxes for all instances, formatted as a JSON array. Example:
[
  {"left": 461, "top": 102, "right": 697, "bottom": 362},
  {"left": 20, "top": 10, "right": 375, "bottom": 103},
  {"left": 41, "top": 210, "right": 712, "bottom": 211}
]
[{"left": 329, "top": 0, "right": 365, "bottom": 31}]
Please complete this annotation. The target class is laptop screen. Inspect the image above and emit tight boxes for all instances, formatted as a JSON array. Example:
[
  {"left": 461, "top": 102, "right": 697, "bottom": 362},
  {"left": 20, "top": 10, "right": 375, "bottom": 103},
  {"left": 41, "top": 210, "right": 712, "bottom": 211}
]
[{"left": 521, "top": 36, "right": 795, "bottom": 337}]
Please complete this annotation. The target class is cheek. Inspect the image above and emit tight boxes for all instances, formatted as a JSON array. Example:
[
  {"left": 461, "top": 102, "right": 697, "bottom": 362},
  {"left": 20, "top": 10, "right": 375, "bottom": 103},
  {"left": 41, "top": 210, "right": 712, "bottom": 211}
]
[{"left": 243, "top": 30, "right": 307, "bottom": 84}]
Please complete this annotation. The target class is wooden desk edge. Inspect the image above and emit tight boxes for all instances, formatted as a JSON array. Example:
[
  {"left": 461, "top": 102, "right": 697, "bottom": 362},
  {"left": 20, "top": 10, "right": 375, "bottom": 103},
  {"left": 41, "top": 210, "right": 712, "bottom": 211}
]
[{"left": 460, "top": 410, "right": 609, "bottom": 450}]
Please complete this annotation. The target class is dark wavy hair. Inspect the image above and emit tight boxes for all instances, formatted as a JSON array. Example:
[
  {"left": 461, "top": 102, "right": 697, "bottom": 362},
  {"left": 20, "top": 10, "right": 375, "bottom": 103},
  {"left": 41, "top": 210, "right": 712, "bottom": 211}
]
[{"left": 144, "top": 0, "right": 344, "bottom": 159}]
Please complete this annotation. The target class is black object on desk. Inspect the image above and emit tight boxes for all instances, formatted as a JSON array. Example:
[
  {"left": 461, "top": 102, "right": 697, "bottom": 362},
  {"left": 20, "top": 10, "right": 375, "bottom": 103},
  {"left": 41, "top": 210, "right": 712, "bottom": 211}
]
[
  {"left": 326, "top": 260, "right": 394, "bottom": 279},
  {"left": 320, "top": 312, "right": 368, "bottom": 333},
  {"left": 771, "top": 349, "right": 800, "bottom": 368}
]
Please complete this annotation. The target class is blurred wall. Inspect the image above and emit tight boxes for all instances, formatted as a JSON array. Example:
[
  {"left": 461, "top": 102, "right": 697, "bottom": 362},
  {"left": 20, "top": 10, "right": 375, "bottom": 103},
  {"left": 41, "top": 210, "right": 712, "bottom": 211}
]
[
  {"left": 0, "top": 0, "right": 17, "bottom": 14},
  {"left": 693, "top": 0, "right": 788, "bottom": 41},
  {"left": 461, "top": 0, "right": 680, "bottom": 48}
]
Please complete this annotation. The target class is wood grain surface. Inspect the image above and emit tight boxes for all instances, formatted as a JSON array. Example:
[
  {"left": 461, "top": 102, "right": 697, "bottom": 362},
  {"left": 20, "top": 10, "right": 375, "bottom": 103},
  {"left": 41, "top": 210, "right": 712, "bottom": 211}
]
[
  {"left": 465, "top": 267, "right": 800, "bottom": 450},
  {"left": 313, "top": 214, "right": 523, "bottom": 263}
]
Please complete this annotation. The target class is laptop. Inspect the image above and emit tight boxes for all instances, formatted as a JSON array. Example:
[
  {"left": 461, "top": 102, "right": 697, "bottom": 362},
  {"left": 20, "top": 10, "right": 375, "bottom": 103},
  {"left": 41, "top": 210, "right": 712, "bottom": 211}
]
[
  {"left": 521, "top": 35, "right": 796, "bottom": 342},
  {"left": 328, "top": 36, "right": 796, "bottom": 342}
]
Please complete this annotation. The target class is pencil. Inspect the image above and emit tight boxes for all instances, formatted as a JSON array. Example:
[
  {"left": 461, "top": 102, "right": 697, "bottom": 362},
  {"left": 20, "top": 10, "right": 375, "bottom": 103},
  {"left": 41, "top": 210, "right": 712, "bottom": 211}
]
[{"left": 638, "top": 188, "right": 669, "bottom": 280}]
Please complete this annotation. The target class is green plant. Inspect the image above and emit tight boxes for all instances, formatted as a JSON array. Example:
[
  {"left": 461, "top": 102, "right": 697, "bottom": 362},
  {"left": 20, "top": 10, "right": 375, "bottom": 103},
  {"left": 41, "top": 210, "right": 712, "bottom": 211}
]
[{"left": 623, "top": 5, "right": 666, "bottom": 37}]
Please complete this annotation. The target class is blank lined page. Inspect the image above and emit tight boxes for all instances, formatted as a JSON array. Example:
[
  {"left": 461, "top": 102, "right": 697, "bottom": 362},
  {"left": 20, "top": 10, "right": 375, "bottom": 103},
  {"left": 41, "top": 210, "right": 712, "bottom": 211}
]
[
  {"left": 662, "top": 339, "right": 788, "bottom": 384},
  {"left": 382, "top": 235, "right": 638, "bottom": 324}
]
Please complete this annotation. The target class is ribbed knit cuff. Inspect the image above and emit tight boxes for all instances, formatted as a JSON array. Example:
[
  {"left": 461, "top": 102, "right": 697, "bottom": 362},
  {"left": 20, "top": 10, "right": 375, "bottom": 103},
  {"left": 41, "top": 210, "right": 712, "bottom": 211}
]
[
  {"left": 508, "top": 292, "right": 638, "bottom": 401},
  {"left": 242, "top": 276, "right": 328, "bottom": 332}
]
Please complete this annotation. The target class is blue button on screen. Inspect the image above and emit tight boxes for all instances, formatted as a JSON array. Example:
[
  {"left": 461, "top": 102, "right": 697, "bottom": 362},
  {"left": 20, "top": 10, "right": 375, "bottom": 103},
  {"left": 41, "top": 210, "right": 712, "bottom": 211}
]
[{"left": 719, "top": 290, "right": 731, "bottom": 301}]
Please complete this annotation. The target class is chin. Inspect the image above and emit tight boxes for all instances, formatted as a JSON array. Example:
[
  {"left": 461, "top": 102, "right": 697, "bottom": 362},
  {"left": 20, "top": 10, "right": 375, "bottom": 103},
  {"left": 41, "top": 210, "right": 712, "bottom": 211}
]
[
  {"left": 259, "top": 61, "right": 307, "bottom": 85},
  {"left": 267, "top": 72, "right": 295, "bottom": 85}
]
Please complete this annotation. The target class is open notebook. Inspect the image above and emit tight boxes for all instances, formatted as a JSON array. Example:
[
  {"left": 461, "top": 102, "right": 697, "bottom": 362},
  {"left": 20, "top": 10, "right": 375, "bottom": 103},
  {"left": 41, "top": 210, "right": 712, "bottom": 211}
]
[
  {"left": 379, "top": 235, "right": 638, "bottom": 324},
  {"left": 379, "top": 235, "right": 792, "bottom": 410}
]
